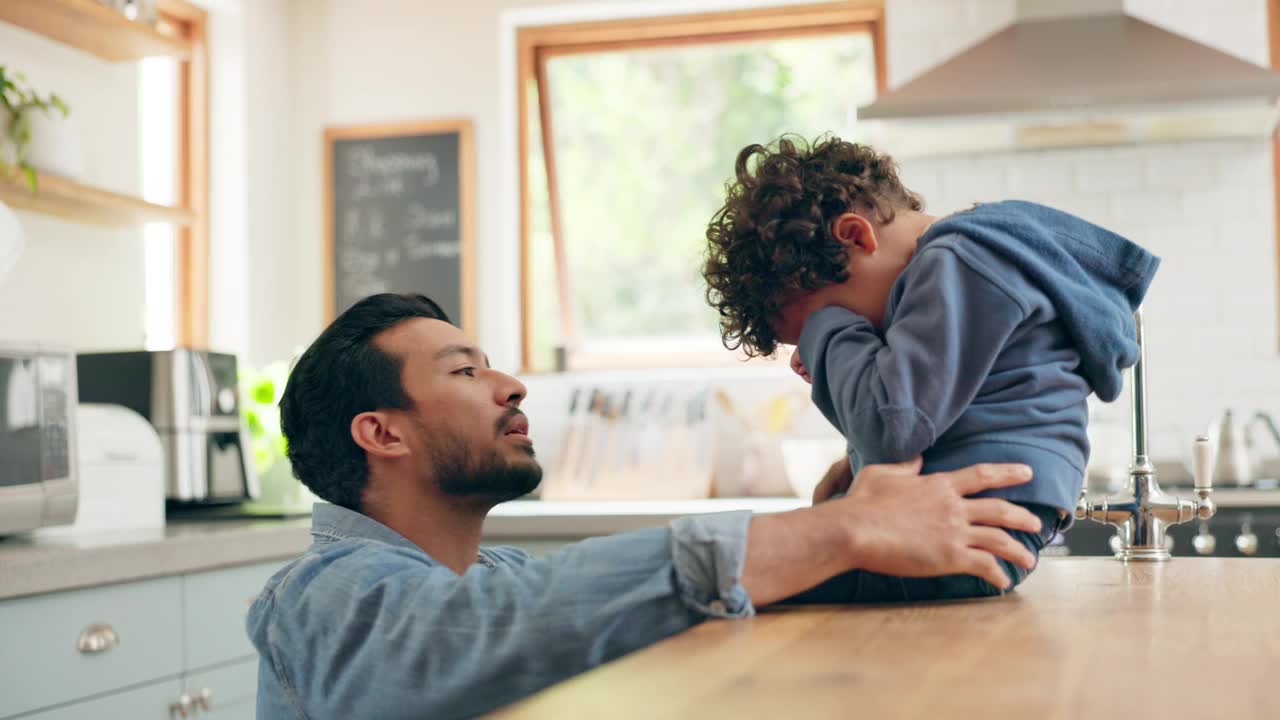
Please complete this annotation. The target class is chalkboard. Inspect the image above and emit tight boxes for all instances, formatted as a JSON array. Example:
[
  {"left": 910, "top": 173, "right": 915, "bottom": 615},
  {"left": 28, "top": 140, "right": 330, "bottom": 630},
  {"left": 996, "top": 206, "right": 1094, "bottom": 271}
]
[{"left": 324, "top": 120, "right": 474, "bottom": 332}]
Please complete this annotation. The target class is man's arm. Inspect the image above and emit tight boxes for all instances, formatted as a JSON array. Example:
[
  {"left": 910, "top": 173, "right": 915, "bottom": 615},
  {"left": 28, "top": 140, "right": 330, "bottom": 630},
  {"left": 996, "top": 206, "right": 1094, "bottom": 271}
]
[
  {"left": 742, "top": 458, "right": 1040, "bottom": 603},
  {"left": 253, "top": 461, "right": 1039, "bottom": 718},
  {"left": 798, "top": 245, "right": 1029, "bottom": 463}
]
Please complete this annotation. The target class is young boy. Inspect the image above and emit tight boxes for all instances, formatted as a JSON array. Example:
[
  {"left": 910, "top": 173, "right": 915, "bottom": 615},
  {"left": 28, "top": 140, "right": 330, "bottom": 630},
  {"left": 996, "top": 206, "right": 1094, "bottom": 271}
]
[{"left": 702, "top": 136, "right": 1159, "bottom": 601}]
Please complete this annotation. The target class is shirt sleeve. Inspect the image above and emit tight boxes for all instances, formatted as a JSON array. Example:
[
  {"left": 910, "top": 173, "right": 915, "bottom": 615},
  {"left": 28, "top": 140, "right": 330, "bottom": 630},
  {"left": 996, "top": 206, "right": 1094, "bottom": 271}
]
[
  {"left": 252, "top": 511, "right": 754, "bottom": 719},
  {"left": 797, "top": 245, "right": 1029, "bottom": 464}
]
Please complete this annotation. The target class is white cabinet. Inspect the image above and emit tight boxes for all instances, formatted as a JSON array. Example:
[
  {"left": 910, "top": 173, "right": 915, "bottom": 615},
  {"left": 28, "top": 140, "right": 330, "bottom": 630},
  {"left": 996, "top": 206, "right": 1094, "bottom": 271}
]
[
  {"left": 0, "top": 560, "right": 285, "bottom": 720},
  {"left": 183, "top": 561, "right": 283, "bottom": 670},
  {"left": 182, "top": 660, "right": 259, "bottom": 720},
  {"left": 0, "top": 576, "right": 182, "bottom": 717}
]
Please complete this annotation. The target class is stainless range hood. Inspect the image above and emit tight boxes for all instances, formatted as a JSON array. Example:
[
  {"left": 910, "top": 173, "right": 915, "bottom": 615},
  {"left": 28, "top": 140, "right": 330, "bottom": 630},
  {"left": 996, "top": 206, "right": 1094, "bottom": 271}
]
[{"left": 859, "top": 0, "right": 1280, "bottom": 155}]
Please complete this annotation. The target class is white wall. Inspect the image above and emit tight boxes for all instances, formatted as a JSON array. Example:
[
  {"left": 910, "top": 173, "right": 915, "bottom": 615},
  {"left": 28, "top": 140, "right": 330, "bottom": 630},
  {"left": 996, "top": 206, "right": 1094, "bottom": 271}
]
[
  {"left": 280, "top": 0, "right": 595, "bottom": 371},
  {"left": 277, "top": 0, "right": 819, "bottom": 369},
  {"left": 195, "top": 0, "right": 298, "bottom": 366},
  {"left": 204, "top": 0, "right": 252, "bottom": 359},
  {"left": 0, "top": 23, "right": 145, "bottom": 350}
]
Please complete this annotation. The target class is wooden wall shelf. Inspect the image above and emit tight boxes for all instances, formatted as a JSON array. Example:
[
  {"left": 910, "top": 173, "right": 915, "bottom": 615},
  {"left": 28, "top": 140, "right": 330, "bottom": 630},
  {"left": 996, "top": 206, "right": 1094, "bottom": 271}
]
[
  {"left": 0, "top": 0, "right": 190, "bottom": 62},
  {"left": 0, "top": 173, "right": 194, "bottom": 228}
]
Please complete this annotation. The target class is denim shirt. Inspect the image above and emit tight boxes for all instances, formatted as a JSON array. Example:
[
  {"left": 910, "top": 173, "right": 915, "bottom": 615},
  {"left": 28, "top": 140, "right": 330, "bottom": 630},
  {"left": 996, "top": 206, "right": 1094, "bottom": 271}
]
[{"left": 247, "top": 503, "right": 755, "bottom": 719}]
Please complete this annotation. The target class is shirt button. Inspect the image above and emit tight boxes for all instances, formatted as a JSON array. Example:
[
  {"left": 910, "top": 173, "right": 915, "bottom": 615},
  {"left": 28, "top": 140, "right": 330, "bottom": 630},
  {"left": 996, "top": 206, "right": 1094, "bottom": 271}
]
[{"left": 708, "top": 600, "right": 728, "bottom": 614}]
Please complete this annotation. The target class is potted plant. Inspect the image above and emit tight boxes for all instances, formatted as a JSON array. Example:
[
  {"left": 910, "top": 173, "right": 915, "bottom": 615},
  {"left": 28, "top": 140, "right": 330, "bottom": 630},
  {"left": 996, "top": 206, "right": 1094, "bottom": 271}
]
[
  {"left": 240, "top": 361, "right": 317, "bottom": 514},
  {"left": 0, "top": 66, "right": 73, "bottom": 192}
]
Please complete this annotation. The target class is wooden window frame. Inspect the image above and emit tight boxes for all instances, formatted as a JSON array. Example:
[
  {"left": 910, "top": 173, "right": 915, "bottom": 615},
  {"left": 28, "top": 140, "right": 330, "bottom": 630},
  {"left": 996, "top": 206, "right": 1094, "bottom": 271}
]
[
  {"left": 517, "top": 1, "right": 887, "bottom": 372},
  {"left": 1272, "top": 0, "right": 1280, "bottom": 350},
  {"left": 158, "top": 0, "right": 209, "bottom": 348}
]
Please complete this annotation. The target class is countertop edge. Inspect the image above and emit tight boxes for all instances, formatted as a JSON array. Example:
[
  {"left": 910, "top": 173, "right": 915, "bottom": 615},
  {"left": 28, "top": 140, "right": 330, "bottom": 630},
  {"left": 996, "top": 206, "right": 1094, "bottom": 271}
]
[
  {"left": 0, "top": 499, "right": 806, "bottom": 600},
  {"left": 5, "top": 491, "right": 1276, "bottom": 600},
  {"left": 1, "top": 522, "right": 313, "bottom": 601}
]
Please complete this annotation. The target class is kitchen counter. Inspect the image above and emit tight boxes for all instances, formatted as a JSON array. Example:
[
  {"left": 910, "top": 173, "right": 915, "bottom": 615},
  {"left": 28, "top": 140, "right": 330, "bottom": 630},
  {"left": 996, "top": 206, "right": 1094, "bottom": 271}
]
[
  {"left": 482, "top": 497, "right": 806, "bottom": 537},
  {"left": 0, "top": 518, "right": 313, "bottom": 600},
  {"left": 0, "top": 498, "right": 806, "bottom": 600},
  {"left": 5, "top": 491, "right": 1277, "bottom": 601},
  {"left": 494, "top": 558, "right": 1280, "bottom": 719}
]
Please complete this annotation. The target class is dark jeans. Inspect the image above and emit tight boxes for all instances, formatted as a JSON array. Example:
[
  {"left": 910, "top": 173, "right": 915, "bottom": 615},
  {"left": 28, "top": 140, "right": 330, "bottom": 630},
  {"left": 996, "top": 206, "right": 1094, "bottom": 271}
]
[{"left": 782, "top": 503, "right": 1067, "bottom": 604}]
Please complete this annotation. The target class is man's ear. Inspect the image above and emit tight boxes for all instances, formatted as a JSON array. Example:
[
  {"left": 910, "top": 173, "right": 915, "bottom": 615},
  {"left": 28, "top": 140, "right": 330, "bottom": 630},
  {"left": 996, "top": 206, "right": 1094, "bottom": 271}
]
[
  {"left": 831, "top": 212, "right": 878, "bottom": 254},
  {"left": 351, "top": 411, "right": 412, "bottom": 459}
]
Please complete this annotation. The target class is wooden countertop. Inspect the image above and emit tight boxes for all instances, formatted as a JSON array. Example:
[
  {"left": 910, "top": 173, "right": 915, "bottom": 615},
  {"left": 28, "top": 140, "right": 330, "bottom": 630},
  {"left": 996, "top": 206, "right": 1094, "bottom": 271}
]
[{"left": 494, "top": 558, "right": 1280, "bottom": 719}]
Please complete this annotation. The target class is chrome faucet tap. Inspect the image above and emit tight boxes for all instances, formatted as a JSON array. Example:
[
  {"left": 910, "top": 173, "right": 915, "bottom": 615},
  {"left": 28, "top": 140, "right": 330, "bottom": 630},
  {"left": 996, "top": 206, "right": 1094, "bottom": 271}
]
[{"left": 1075, "top": 309, "right": 1217, "bottom": 561}]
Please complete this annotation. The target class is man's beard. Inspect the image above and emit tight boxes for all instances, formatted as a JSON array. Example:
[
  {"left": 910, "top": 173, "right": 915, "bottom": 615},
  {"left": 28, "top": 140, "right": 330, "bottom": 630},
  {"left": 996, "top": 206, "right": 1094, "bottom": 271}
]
[{"left": 425, "top": 421, "right": 542, "bottom": 502}]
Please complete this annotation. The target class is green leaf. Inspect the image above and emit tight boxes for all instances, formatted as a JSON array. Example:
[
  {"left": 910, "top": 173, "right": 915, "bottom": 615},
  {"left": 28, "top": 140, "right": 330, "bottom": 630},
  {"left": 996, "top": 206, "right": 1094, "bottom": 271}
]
[
  {"left": 253, "top": 445, "right": 274, "bottom": 474},
  {"left": 246, "top": 409, "right": 264, "bottom": 435},
  {"left": 22, "top": 165, "right": 36, "bottom": 193},
  {"left": 251, "top": 379, "right": 276, "bottom": 405}
]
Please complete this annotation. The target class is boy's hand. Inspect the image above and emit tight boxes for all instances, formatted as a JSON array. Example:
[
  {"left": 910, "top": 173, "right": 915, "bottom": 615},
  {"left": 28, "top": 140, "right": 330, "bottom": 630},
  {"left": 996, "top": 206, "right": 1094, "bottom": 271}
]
[
  {"left": 790, "top": 348, "right": 812, "bottom": 384},
  {"left": 812, "top": 455, "right": 852, "bottom": 503}
]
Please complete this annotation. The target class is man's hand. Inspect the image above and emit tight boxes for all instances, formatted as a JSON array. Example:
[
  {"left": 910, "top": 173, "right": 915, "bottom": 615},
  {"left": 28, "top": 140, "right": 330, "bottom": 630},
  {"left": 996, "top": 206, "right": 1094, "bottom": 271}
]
[
  {"left": 741, "top": 459, "right": 1041, "bottom": 606},
  {"left": 830, "top": 458, "right": 1041, "bottom": 590},
  {"left": 812, "top": 455, "right": 852, "bottom": 503}
]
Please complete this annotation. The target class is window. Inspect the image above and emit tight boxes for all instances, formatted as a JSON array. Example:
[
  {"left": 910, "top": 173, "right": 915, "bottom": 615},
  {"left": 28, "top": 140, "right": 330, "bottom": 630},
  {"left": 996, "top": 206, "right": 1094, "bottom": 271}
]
[{"left": 519, "top": 2, "right": 885, "bottom": 371}]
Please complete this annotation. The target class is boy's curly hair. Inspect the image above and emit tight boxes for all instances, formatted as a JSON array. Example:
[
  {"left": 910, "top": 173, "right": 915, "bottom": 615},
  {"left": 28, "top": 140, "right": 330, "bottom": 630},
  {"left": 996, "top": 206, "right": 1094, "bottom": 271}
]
[{"left": 702, "top": 135, "right": 923, "bottom": 357}]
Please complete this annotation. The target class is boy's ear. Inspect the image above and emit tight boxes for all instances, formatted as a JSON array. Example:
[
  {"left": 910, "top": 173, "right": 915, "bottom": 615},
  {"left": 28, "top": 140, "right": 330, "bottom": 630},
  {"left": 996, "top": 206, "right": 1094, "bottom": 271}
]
[
  {"left": 351, "top": 411, "right": 412, "bottom": 459},
  {"left": 831, "top": 212, "right": 878, "bottom": 254}
]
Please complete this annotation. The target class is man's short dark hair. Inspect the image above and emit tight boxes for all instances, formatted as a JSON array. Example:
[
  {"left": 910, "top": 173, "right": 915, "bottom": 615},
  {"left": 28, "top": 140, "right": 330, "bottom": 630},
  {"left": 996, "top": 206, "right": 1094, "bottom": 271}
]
[{"left": 279, "top": 293, "right": 451, "bottom": 510}]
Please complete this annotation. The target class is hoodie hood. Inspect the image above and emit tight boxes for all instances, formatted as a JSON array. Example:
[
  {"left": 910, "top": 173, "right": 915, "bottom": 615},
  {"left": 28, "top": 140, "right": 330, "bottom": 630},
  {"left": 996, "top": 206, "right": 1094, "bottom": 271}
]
[{"left": 916, "top": 200, "right": 1160, "bottom": 401}]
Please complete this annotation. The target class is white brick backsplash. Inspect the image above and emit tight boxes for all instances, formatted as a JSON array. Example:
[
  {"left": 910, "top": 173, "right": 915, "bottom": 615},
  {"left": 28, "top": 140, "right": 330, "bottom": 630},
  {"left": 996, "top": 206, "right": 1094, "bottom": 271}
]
[
  {"left": 1215, "top": 143, "right": 1272, "bottom": 183},
  {"left": 1143, "top": 148, "right": 1221, "bottom": 190},
  {"left": 1107, "top": 190, "right": 1185, "bottom": 233},
  {"left": 1182, "top": 186, "right": 1265, "bottom": 219},
  {"left": 1212, "top": 222, "right": 1272, "bottom": 263},
  {"left": 939, "top": 158, "right": 1010, "bottom": 205},
  {"left": 1078, "top": 156, "right": 1145, "bottom": 193},
  {"left": 895, "top": 160, "right": 942, "bottom": 207},
  {"left": 1008, "top": 153, "right": 1077, "bottom": 195},
  {"left": 1132, "top": 222, "right": 1213, "bottom": 252}
]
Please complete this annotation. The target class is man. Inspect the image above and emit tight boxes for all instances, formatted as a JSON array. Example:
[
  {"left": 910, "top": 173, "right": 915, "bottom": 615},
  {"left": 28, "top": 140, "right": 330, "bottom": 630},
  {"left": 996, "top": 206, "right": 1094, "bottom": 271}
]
[{"left": 248, "top": 293, "right": 1043, "bottom": 719}]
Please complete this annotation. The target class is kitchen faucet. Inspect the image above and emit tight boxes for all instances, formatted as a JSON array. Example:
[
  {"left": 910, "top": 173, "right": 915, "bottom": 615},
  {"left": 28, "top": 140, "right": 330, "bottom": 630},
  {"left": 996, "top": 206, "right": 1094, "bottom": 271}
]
[
  {"left": 1075, "top": 309, "right": 1217, "bottom": 561},
  {"left": 1246, "top": 410, "right": 1280, "bottom": 464}
]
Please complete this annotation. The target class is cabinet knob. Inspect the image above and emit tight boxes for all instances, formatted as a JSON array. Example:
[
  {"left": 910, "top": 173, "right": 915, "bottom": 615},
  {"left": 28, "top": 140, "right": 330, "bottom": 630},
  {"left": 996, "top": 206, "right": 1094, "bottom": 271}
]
[
  {"left": 76, "top": 624, "right": 119, "bottom": 654},
  {"left": 1236, "top": 531, "right": 1259, "bottom": 556},
  {"left": 196, "top": 687, "right": 213, "bottom": 711},
  {"left": 1192, "top": 524, "right": 1216, "bottom": 555},
  {"left": 168, "top": 693, "right": 193, "bottom": 719}
]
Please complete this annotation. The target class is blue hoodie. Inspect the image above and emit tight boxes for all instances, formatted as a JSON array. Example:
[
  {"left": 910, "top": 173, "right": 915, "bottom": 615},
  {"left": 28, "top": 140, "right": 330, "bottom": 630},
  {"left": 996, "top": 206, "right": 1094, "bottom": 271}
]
[{"left": 797, "top": 200, "right": 1161, "bottom": 514}]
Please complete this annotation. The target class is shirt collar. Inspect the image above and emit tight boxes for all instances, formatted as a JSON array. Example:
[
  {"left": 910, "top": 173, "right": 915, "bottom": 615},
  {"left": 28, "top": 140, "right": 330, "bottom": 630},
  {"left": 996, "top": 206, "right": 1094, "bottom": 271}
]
[
  {"left": 311, "top": 502, "right": 425, "bottom": 554},
  {"left": 310, "top": 502, "right": 500, "bottom": 568}
]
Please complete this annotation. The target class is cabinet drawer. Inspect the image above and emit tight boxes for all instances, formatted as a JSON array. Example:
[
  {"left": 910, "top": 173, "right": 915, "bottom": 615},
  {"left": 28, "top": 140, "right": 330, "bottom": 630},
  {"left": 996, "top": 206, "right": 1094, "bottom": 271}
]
[
  {"left": 183, "top": 560, "right": 287, "bottom": 670},
  {"left": 185, "top": 659, "right": 259, "bottom": 720},
  {"left": 0, "top": 577, "right": 183, "bottom": 718},
  {"left": 17, "top": 678, "right": 181, "bottom": 720}
]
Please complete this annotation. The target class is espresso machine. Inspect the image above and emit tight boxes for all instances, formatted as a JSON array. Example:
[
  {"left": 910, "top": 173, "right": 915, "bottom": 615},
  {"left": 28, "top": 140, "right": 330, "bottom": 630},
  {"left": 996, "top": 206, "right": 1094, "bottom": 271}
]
[{"left": 76, "top": 349, "right": 259, "bottom": 505}]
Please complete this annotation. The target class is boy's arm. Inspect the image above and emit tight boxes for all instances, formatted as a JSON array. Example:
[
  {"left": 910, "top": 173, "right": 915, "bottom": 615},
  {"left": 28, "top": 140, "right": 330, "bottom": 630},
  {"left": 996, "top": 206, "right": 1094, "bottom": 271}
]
[{"left": 797, "top": 246, "right": 1029, "bottom": 463}]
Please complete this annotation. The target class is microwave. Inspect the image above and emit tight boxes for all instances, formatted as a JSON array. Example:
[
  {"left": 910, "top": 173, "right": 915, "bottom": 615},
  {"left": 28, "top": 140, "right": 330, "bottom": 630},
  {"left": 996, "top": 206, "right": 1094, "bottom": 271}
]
[{"left": 0, "top": 344, "right": 78, "bottom": 535}]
